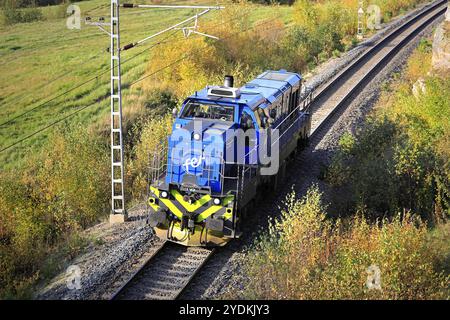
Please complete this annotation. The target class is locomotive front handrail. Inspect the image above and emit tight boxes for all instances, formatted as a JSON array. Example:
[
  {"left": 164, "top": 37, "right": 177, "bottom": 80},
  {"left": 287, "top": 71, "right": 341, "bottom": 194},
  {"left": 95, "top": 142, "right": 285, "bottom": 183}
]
[{"left": 148, "top": 142, "right": 258, "bottom": 198}]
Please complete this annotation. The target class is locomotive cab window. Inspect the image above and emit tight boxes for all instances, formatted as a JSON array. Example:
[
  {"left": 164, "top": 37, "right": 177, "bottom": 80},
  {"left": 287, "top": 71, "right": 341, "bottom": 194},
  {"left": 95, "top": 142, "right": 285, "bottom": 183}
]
[
  {"left": 240, "top": 111, "right": 255, "bottom": 130},
  {"left": 271, "top": 101, "right": 281, "bottom": 120},
  {"left": 256, "top": 108, "right": 266, "bottom": 128},
  {"left": 181, "top": 101, "right": 234, "bottom": 122}
]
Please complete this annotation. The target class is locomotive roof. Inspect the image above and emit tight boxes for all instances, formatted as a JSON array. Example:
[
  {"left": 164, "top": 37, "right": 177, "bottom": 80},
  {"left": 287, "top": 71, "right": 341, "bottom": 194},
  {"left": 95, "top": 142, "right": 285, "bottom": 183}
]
[{"left": 188, "top": 70, "right": 302, "bottom": 110}]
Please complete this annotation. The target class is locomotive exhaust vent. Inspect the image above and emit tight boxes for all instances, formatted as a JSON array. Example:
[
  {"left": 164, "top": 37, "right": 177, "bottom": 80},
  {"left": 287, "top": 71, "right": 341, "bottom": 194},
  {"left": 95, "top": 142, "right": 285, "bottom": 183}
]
[
  {"left": 207, "top": 75, "right": 240, "bottom": 98},
  {"left": 224, "top": 75, "right": 234, "bottom": 88}
]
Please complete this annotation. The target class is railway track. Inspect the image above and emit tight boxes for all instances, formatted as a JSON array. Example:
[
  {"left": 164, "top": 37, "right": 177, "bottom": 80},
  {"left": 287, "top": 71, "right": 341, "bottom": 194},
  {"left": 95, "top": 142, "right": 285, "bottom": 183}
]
[
  {"left": 111, "top": 241, "right": 214, "bottom": 300},
  {"left": 109, "top": 0, "right": 447, "bottom": 300}
]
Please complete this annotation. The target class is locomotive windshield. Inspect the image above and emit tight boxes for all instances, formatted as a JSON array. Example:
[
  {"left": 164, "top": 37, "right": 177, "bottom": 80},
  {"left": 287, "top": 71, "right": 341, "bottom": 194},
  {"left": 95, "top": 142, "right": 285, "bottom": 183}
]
[{"left": 181, "top": 101, "right": 234, "bottom": 122}]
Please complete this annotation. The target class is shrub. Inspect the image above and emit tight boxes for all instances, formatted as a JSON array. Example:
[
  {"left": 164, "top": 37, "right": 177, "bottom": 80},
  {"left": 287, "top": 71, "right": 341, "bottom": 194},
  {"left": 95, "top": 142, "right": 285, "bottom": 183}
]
[
  {"left": 142, "top": 90, "right": 178, "bottom": 117},
  {"left": 373, "top": 0, "right": 427, "bottom": 23},
  {"left": 327, "top": 48, "right": 450, "bottom": 221},
  {"left": 32, "top": 124, "right": 110, "bottom": 228},
  {"left": 127, "top": 114, "right": 174, "bottom": 201},
  {"left": 117, "top": 88, "right": 178, "bottom": 147},
  {"left": 0, "top": 124, "right": 109, "bottom": 298},
  {"left": 292, "top": 0, "right": 356, "bottom": 60},
  {"left": 404, "top": 38, "right": 433, "bottom": 82},
  {"left": 238, "top": 187, "right": 449, "bottom": 300},
  {"left": 20, "top": 6, "right": 41, "bottom": 21},
  {"left": 2, "top": 6, "right": 43, "bottom": 25}
]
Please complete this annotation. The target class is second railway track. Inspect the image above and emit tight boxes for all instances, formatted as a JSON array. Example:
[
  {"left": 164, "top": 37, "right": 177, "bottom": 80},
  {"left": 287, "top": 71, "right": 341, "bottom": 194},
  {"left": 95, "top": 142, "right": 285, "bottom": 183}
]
[
  {"left": 108, "top": 0, "right": 447, "bottom": 301},
  {"left": 310, "top": 0, "right": 448, "bottom": 136}
]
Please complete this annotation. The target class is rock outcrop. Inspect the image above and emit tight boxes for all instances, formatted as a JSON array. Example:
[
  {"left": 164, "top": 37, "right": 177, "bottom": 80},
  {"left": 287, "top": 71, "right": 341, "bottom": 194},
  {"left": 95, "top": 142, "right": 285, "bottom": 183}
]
[
  {"left": 431, "top": 5, "right": 450, "bottom": 76},
  {"left": 412, "top": 77, "right": 427, "bottom": 98}
]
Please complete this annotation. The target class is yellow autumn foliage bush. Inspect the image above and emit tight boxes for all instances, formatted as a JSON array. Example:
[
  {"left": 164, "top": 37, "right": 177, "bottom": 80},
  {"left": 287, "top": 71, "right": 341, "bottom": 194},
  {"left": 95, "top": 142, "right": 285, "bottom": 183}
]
[
  {"left": 239, "top": 187, "right": 449, "bottom": 299},
  {"left": 0, "top": 124, "right": 109, "bottom": 298},
  {"left": 127, "top": 114, "right": 174, "bottom": 201},
  {"left": 327, "top": 37, "right": 449, "bottom": 221},
  {"left": 139, "top": 0, "right": 427, "bottom": 102}
]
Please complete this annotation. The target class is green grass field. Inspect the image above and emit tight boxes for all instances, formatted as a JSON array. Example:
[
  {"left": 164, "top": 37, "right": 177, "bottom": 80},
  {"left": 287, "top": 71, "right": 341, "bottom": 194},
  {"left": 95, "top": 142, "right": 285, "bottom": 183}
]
[{"left": 0, "top": 0, "right": 292, "bottom": 169}]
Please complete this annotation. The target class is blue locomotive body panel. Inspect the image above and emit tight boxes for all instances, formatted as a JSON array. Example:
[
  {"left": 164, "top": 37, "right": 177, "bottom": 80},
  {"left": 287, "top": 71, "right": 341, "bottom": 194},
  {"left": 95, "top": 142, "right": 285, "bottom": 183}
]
[{"left": 165, "top": 119, "right": 232, "bottom": 193}]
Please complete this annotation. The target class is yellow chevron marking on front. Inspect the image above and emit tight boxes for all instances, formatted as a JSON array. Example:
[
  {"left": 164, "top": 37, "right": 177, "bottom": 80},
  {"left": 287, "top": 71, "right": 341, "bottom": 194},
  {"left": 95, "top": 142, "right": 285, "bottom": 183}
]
[
  {"left": 150, "top": 186, "right": 235, "bottom": 221},
  {"left": 148, "top": 198, "right": 160, "bottom": 211},
  {"left": 196, "top": 194, "right": 235, "bottom": 221},
  {"left": 150, "top": 186, "right": 160, "bottom": 196},
  {"left": 196, "top": 205, "right": 223, "bottom": 222},
  {"left": 160, "top": 198, "right": 183, "bottom": 219},
  {"left": 223, "top": 196, "right": 234, "bottom": 206},
  {"left": 150, "top": 186, "right": 183, "bottom": 219}
]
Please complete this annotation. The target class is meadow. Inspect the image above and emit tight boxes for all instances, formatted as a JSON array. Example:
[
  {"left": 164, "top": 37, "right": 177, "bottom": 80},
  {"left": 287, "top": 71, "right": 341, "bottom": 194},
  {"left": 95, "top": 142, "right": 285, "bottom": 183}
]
[{"left": 0, "top": 0, "right": 290, "bottom": 168}]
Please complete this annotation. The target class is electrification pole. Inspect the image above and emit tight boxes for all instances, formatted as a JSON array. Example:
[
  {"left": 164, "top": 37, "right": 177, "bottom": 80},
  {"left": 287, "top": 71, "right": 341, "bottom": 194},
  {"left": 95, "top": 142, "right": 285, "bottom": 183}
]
[{"left": 109, "top": 0, "right": 127, "bottom": 223}]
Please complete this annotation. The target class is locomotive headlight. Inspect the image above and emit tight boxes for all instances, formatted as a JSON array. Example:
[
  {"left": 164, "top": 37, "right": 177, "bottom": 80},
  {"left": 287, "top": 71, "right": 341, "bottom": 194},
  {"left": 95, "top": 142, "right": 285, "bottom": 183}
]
[
  {"left": 193, "top": 133, "right": 201, "bottom": 141},
  {"left": 213, "top": 198, "right": 221, "bottom": 205},
  {"left": 160, "top": 191, "right": 168, "bottom": 198}
]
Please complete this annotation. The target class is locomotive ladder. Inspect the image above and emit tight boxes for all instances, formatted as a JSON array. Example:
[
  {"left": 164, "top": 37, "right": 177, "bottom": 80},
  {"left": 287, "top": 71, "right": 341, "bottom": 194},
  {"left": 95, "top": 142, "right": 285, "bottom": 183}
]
[{"left": 110, "top": 0, "right": 127, "bottom": 222}]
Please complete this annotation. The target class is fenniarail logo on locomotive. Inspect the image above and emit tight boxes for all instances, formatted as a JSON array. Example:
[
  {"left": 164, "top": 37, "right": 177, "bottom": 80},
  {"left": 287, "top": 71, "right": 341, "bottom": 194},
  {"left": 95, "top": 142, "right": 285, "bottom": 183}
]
[{"left": 184, "top": 155, "right": 205, "bottom": 174}]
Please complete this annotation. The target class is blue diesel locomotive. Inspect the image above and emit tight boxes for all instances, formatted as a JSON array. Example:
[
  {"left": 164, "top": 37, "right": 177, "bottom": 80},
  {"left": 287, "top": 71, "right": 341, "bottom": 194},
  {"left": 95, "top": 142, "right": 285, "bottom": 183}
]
[{"left": 147, "top": 70, "right": 312, "bottom": 246}]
